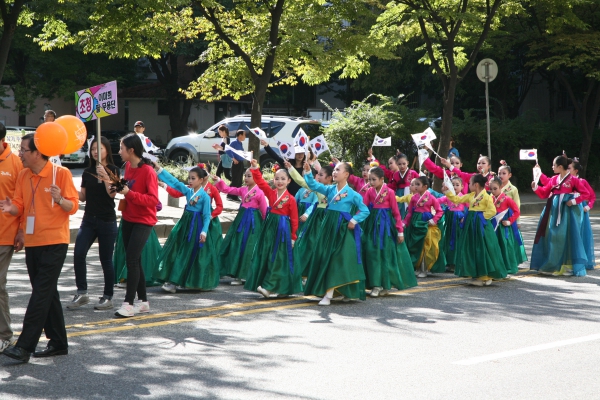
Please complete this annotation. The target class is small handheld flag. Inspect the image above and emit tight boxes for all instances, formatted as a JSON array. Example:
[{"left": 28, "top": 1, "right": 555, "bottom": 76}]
[
  {"left": 295, "top": 128, "right": 310, "bottom": 149},
  {"left": 443, "top": 171, "right": 456, "bottom": 196},
  {"left": 519, "top": 149, "right": 538, "bottom": 161},
  {"left": 247, "top": 126, "right": 267, "bottom": 140},
  {"left": 533, "top": 166, "right": 542, "bottom": 185},
  {"left": 372, "top": 135, "right": 392, "bottom": 146},
  {"left": 276, "top": 140, "right": 295, "bottom": 159},
  {"left": 225, "top": 144, "right": 253, "bottom": 161},
  {"left": 492, "top": 209, "right": 509, "bottom": 231},
  {"left": 309, "top": 135, "right": 329, "bottom": 156},
  {"left": 418, "top": 148, "right": 429, "bottom": 170}
]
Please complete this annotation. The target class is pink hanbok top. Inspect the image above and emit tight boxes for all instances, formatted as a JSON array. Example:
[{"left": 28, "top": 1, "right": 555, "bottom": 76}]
[
  {"left": 214, "top": 180, "right": 268, "bottom": 219},
  {"left": 403, "top": 191, "right": 443, "bottom": 226},
  {"left": 364, "top": 185, "right": 403, "bottom": 233}
]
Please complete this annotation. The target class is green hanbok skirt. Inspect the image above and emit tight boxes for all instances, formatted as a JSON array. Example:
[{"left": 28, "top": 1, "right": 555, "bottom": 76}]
[
  {"left": 404, "top": 212, "right": 442, "bottom": 271},
  {"left": 303, "top": 209, "right": 366, "bottom": 300},
  {"left": 495, "top": 221, "right": 527, "bottom": 274},
  {"left": 244, "top": 213, "right": 303, "bottom": 295},
  {"left": 153, "top": 210, "right": 220, "bottom": 290},
  {"left": 220, "top": 207, "right": 263, "bottom": 280},
  {"left": 294, "top": 207, "right": 327, "bottom": 277},
  {"left": 453, "top": 211, "right": 508, "bottom": 279},
  {"left": 113, "top": 221, "right": 161, "bottom": 287},
  {"left": 442, "top": 209, "right": 466, "bottom": 266},
  {"left": 361, "top": 208, "right": 417, "bottom": 290}
]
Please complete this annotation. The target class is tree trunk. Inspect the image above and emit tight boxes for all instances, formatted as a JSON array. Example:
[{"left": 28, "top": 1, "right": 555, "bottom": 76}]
[
  {"left": 433, "top": 77, "right": 457, "bottom": 191},
  {"left": 249, "top": 87, "right": 266, "bottom": 160},
  {"left": 0, "top": 0, "right": 25, "bottom": 84}
]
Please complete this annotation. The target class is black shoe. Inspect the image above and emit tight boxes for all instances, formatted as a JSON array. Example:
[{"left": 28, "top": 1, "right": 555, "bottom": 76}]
[
  {"left": 2, "top": 345, "right": 31, "bottom": 363},
  {"left": 33, "top": 345, "right": 68, "bottom": 358}
]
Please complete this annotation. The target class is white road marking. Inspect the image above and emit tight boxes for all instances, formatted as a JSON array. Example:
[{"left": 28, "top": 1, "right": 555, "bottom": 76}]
[{"left": 453, "top": 333, "right": 600, "bottom": 365}]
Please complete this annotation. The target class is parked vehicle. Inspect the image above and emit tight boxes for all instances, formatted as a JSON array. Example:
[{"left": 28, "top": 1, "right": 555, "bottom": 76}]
[
  {"left": 164, "top": 115, "right": 322, "bottom": 166},
  {"left": 60, "top": 130, "right": 127, "bottom": 167}
]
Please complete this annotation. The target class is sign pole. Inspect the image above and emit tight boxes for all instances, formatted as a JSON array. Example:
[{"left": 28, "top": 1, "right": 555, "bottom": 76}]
[
  {"left": 485, "top": 62, "right": 492, "bottom": 161},
  {"left": 97, "top": 118, "right": 102, "bottom": 182}
]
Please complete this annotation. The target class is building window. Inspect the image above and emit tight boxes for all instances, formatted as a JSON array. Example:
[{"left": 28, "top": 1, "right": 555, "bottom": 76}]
[{"left": 157, "top": 100, "right": 170, "bottom": 116}]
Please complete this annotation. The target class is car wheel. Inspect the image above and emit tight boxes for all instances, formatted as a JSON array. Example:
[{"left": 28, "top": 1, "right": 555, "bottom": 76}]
[
  {"left": 259, "top": 156, "right": 276, "bottom": 169},
  {"left": 169, "top": 149, "right": 191, "bottom": 165}
]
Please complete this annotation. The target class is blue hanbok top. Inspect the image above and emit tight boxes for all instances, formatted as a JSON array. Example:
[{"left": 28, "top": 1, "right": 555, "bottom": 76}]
[
  {"left": 158, "top": 169, "right": 211, "bottom": 235},
  {"left": 295, "top": 187, "right": 318, "bottom": 218},
  {"left": 304, "top": 173, "right": 370, "bottom": 224}
]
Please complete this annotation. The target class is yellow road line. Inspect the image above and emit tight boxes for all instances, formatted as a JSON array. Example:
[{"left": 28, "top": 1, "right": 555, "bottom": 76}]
[
  {"left": 66, "top": 302, "right": 314, "bottom": 338},
  {"left": 64, "top": 297, "right": 302, "bottom": 329}
]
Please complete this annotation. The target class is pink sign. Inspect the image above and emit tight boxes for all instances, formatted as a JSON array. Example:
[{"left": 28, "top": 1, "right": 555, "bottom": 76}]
[{"left": 75, "top": 80, "right": 118, "bottom": 122}]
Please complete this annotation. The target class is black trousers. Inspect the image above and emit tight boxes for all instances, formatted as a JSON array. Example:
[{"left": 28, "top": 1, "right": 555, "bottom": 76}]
[
  {"left": 230, "top": 160, "right": 244, "bottom": 189},
  {"left": 17, "top": 244, "right": 69, "bottom": 352},
  {"left": 215, "top": 161, "right": 232, "bottom": 181},
  {"left": 121, "top": 220, "right": 153, "bottom": 305}
]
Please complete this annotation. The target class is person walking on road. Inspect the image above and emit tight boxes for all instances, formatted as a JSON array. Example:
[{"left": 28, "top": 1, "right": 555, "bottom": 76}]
[
  {"left": 0, "top": 123, "right": 24, "bottom": 353},
  {"left": 113, "top": 134, "right": 158, "bottom": 318},
  {"left": 67, "top": 136, "right": 119, "bottom": 311},
  {"left": 225, "top": 129, "right": 247, "bottom": 202},
  {"left": 0, "top": 133, "right": 79, "bottom": 363}
]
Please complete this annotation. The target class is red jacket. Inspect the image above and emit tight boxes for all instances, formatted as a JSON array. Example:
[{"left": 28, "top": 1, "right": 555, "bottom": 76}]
[
  {"left": 122, "top": 162, "right": 158, "bottom": 226},
  {"left": 251, "top": 168, "right": 299, "bottom": 240}
]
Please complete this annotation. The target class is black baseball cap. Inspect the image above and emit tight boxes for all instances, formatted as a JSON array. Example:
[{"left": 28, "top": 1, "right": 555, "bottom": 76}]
[{"left": 134, "top": 121, "right": 144, "bottom": 127}]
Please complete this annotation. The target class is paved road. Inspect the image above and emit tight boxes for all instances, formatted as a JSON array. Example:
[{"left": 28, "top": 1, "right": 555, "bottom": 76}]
[{"left": 0, "top": 201, "right": 599, "bottom": 398}]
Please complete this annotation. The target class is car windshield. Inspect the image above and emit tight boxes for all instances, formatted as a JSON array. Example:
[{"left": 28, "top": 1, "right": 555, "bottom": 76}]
[{"left": 292, "top": 123, "right": 320, "bottom": 138}]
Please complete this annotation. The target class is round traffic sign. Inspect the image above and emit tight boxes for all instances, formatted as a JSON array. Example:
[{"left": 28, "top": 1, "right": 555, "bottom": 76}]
[{"left": 477, "top": 58, "right": 498, "bottom": 82}]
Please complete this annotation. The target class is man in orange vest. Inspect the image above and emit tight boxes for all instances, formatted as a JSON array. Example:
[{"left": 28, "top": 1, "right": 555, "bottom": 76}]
[
  {"left": 0, "top": 133, "right": 78, "bottom": 363},
  {"left": 0, "top": 123, "right": 24, "bottom": 354}
]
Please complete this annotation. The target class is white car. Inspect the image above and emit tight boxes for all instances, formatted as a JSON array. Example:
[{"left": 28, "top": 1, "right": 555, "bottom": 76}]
[
  {"left": 164, "top": 115, "right": 321, "bottom": 165},
  {"left": 60, "top": 144, "right": 89, "bottom": 166}
]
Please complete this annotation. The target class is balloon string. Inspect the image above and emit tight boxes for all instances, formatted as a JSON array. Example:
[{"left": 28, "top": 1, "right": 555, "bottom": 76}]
[{"left": 51, "top": 163, "right": 57, "bottom": 208}]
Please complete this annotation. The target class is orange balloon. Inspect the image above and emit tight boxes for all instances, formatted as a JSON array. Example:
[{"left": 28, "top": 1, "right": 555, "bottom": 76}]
[
  {"left": 34, "top": 122, "right": 68, "bottom": 157},
  {"left": 56, "top": 115, "right": 87, "bottom": 154}
]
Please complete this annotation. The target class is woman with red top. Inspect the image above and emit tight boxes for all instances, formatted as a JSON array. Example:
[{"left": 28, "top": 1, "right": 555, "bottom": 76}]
[
  {"left": 380, "top": 152, "right": 420, "bottom": 218},
  {"left": 489, "top": 177, "right": 526, "bottom": 275},
  {"left": 531, "top": 154, "right": 592, "bottom": 276},
  {"left": 361, "top": 167, "right": 417, "bottom": 297},
  {"left": 244, "top": 159, "right": 302, "bottom": 298},
  {"left": 402, "top": 176, "right": 443, "bottom": 278},
  {"left": 440, "top": 154, "right": 495, "bottom": 192},
  {"left": 114, "top": 134, "right": 158, "bottom": 318}
]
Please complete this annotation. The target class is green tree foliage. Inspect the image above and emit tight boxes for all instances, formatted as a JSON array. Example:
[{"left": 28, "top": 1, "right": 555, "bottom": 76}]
[
  {"left": 323, "top": 94, "right": 428, "bottom": 166},
  {"left": 525, "top": 0, "right": 600, "bottom": 178},
  {"left": 372, "top": 0, "right": 522, "bottom": 189},
  {"left": 181, "top": 0, "right": 388, "bottom": 156}
]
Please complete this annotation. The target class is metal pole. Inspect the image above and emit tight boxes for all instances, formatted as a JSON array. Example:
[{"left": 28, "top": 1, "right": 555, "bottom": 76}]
[
  {"left": 485, "top": 62, "right": 492, "bottom": 160},
  {"left": 97, "top": 117, "right": 102, "bottom": 182}
]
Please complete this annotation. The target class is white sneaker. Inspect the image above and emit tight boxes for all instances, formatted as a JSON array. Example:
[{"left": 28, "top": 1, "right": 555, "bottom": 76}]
[
  {"left": 417, "top": 272, "right": 427, "bottom": 278},
  {"left": 114, "top": 303, "right": 135, "bottom": 318},
  {"left": 469, "top": 279, "right": 485, "bottom": 287},
  {"left": 562, "top": 269, "right": 574, "bottom": 276},
  {"left": 230, "top": 279, "right": 244, "bottom": 286},
  {"left": 134, "top": 301, "right": 150, "bottom": 314},
  {"left": 370, "top": 287, "right": 382, "bottom": 298},
  {"left": 257, "top": 286, "right": 271, "bottom": 298},
  {"left": 0, "top": 339, "right": 11, "bottom": 353},
  {"left": 484, "top": 279, "right": 493, "bottom": 286},
  {"left": 161, "top": 283, "right": 177, "bottom": 293},
  {"left": 318, "top": 296, "right": 331, "bottom": 306},
  {"left": 116, "top": 282, "right": 127, "bottom": 288},
  {"left": 302, "top": 278, "right": 307, "bottom": 286},
  {"left": 379, "top": 289, "right": 389, "bottom": 297}
]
